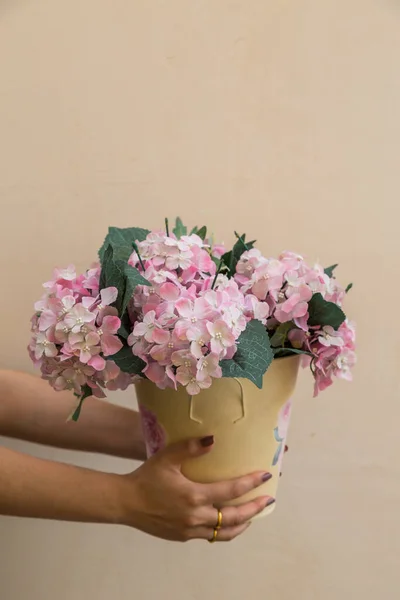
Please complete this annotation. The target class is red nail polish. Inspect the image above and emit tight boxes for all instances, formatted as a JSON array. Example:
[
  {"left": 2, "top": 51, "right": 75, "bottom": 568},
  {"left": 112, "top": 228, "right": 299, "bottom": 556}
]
[{"left": 200, "top": 436, "right": 214, "bottom": 447}]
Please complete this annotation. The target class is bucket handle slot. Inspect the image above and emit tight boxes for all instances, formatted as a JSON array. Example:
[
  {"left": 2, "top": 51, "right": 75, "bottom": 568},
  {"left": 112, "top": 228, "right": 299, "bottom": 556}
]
[{"left": 188, "top": 378, "right": 245, "bottom": 424}]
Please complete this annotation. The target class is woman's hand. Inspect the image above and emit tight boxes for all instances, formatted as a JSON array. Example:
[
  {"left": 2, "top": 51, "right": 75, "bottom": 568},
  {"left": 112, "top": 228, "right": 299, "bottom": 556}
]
[
  {"left": 118, "top": 436, "right": 274, "bottom": 542},
  {"left": 0, "top": 437, "right": 272, "bottom": 541}
]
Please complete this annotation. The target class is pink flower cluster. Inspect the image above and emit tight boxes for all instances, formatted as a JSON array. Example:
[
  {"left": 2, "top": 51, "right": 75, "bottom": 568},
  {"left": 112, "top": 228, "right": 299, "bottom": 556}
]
[
  {"left": 127, "top": 232, "right": 268, "bottom": 395},
  {"left": 235, "top": 249, "right": 355, "bottom": 394},
  {"left": 309, "top": 321, "right": 356, "bottom": 395},
  {"left": 29, "top": 228, "right": 355, "bottom": 401},
  {"left": 28, "top": 264, "right": 131, "bottom": 399},
  {"left": 235, "top": 249, "right": 345, "bottom": 326}
]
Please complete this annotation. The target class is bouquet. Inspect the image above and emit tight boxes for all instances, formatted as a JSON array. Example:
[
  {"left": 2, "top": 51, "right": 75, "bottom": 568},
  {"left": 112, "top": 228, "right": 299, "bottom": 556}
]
[{"left": 28, "top": 218, "right": 356, "bottom": 420}]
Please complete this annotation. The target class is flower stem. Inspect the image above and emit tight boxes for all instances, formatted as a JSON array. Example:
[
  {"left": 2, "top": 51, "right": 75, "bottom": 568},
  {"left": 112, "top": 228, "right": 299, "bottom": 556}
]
[
  {"left": 165, "top": 218, "right": 170, "bottom": 237},
  {"left": 132, "top": 241, "right": 146, "bottom": 271},
  {"left": 211, "top": 261, "right": 223, "bottom": 290}
]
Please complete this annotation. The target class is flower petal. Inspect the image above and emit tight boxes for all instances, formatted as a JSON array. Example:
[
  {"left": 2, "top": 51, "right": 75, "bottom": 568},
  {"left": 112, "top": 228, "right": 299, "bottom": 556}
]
[
  {"left": 101, "top": 287, "right": 118, "bottom": 306},
  {"left": 101, "top": 315, "right": 121, "bottom": 335},
  {"left": 101, "top": 334, "right": 123, "bottom": 356},
  {"left": 88, "top": 355, "right": 106, "bottom": 371}
]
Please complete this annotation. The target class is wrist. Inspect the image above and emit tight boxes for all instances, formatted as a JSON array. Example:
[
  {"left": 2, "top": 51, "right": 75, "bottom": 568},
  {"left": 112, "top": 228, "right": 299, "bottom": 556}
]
[
  {"left": 112, "top": 473, "right": 141, "bottom": 528},
  {"left": 105, "top": 408, "right": 147, "bottom": 461},
  {"left": 122, "top": 411, "right": 147, "bottom": 461},
  {"left": 84, "top": 471, "right": 132, "bottom": 526}
]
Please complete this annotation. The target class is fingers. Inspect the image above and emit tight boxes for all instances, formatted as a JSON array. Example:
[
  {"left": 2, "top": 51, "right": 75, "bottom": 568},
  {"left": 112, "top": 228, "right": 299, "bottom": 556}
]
[
  {"left": 178, "top": 496, "right": 276, "bottom": 543},
  {"left": 192, "top": 522, "right": 251, "bottom": 543},
  {"left": 186, "top": 497, "right": 275, "bottom": 542},
  {"left": 202, "top": 496, "right": 275, "bottom": 529},
  {"left": 202, "top": 471, "right": 272, "bottom": 504},
  {"left": 157, "top": 436, "right": 214, "bottom": 468}
]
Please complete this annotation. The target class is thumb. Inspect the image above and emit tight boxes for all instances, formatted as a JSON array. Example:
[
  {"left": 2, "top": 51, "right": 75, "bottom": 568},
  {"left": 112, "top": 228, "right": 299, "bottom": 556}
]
[{"left": 157, "top": 436, "right": 214, "bottom": 468}]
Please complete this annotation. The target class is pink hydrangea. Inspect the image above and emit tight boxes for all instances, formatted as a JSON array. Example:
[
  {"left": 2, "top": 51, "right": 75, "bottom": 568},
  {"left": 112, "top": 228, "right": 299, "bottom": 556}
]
[
  {"left": 28, "top": 265, "right": 131, "bottom": 399},
  {"left": 29, "top": 226, "right": 355, "bottom": 405}
]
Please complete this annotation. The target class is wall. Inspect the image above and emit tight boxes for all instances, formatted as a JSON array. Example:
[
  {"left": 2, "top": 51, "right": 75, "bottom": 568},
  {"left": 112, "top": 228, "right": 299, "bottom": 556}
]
[{"left": 0, "top": 1, "right": 399, "bottom": 599}]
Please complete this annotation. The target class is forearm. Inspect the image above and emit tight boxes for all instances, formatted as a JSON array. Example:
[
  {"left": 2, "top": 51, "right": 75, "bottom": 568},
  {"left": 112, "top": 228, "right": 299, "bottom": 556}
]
[
  {"left": 0, "top": 370, "right": 146, "bottom": 461},
  {"left": 0, "top": 446, "right": 124, "bottom": 524}
]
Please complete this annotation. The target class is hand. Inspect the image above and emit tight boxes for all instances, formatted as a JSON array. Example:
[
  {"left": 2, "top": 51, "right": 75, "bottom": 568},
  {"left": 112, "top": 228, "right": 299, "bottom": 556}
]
[{"left": 118, "top": 436, "right": 275, "bottom": 542}]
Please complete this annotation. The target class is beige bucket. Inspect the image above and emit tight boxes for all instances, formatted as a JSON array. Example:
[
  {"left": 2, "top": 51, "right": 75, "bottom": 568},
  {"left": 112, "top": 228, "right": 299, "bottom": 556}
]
[{"left": 135, "top": 356, "right": 300, "bottom": 516}]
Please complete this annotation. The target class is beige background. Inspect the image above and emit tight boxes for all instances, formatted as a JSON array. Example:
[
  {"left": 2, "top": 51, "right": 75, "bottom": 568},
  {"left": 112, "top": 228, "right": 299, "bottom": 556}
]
[{"left": 0, "top": 1, "right": 399, "bottom": 599}]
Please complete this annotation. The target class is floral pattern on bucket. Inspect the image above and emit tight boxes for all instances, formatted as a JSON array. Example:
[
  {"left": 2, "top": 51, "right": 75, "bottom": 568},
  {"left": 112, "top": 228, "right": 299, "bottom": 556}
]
[
  {"left": 272, "top": 398, "right": 292, "bottom": 467},
  {"left": 139, "top": 404, "right": 167, "bottom": 457}
]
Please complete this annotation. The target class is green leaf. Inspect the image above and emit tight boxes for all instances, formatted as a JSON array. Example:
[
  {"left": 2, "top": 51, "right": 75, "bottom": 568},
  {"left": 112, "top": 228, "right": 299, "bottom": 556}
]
[
  {"left": 221, "top": 249, "right": 234, "bottom": 273},
  {"left": 109, "top": 345, "right": 146, "bottom": 375},
  {"left": 173, "top": 217, "right": 187, "bottom": 238},
  {"left": 190, "top": 226, "right": 199, "bottom": 235},
  {"left": 221, "top": 232, "right": 257, "bottom": 277},
  {"left": 118, "top": 311, "right": 132, "bottom": 339},
  {"left": 99, "top": 244, "right": 113, "bottom": 290},
  {"left": 324, "top": 264, "right": 339, "bottom": 278},
  {"left": 345, "top": 283, "right": 353, "bottom": 293},
  {"left": 273, "top": 347, "right": 313, "bottom": 358},
  {"left": 100, "top": 244, "right": 150, "bottom": 315},
  {"left": 308, "top": 293, "right": 346, "bottom": 330},
  {"left": 270, "top": 323, "right": 294, "bottom": 347},
  {"left": 70, "top": 384, "right": 93, "bottom": 422},
  {"left": 220, "top": 319, "right": 273, "bottom": 388},
  {"left": 99, "top": 244, "right": 126, "bottom": 311},
  {"left": 121, "top": 263, "right": 150, "bottom": 315},
  {"left": 100, "top": 244, "right": 125, "bottom": 302},
  {"left": 99, "top": 227, "right": 150, "bottom": 264},
  {"left": 196, "top": 226, "right": 207, "bottom": 240}
]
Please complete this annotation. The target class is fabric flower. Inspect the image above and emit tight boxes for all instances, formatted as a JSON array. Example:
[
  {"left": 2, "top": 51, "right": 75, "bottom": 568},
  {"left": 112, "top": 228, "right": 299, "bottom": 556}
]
[
  {"left": 318, "top": 326, "right": 344, "bottom": 348},
  {"left": 97, "top": 315, "right": 123, "bottom": 356},
  {"left": 197, "top": 353, "right": 222, "bottom": 381},
  {"left": 251, "top": 260, "right": 285, "bottom": 300},
  {"left": 149, "top": 331, "right": 186, "bottom": 365},
  {"left": 243, "top": 295, "right": 270, "bottom": 323},
  {"left": 133, "top": 310, "right": 158, "bottom": 342},
  {"left": 34, "top": 332, "right": 58, "bottom": 360},
  {"left": 186, "top": 322, "right": 211, "bottom": 359},
  {"left": 29, "top": 231, "right": 355, "bottom": 403},
  {"left": 144, "top": 362, "right": 176, "bottom": 389},
  {"left": 64, "top": 304, "right": 95, "bottom": 333},
  {"left": 69, "top": 331, "right": 102, "bottom": 365},
  {"left": 275, "top": 285, "right": 312, "bottom": 323},
  {"left": 207, "top": 320, "right": 236, "bottom": 355},
  {"left": 175, "top": 298, "right": 213, "bottom": 339}
]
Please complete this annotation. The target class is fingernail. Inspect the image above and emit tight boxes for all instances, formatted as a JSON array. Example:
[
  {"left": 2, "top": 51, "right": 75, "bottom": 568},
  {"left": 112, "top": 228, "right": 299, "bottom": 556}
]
[
  {"left": 284, "top": 445, "right": 289, "bottom": 452},
  {"left": 266, "top": 498, "right": 276, "bottom": 507},
  {"left": 262, "top": 472, "right": 272, "bottom": 482},
  {"left": 200, "top": 435, "right": 214, "bottom": 447},
  {"left": 279, "top": 472, "right": 282, "bottom": 477}
]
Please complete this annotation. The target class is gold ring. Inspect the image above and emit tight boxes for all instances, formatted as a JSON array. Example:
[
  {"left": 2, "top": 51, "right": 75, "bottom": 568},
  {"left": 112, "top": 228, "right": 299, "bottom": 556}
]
[
  {"left": 208, "top": 528, "right": 218, "bottom": 544},
  {"left": 215, "top": 509, "right": 222, "bottom": 530}
]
